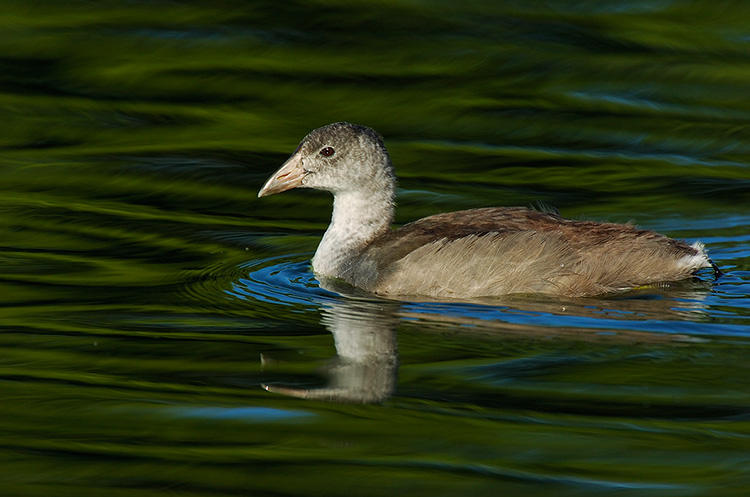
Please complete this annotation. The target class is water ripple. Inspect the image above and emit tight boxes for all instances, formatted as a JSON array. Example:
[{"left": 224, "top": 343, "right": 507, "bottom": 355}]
[{"left": 228, "top": 254, "right": 340, "bottom": 308}]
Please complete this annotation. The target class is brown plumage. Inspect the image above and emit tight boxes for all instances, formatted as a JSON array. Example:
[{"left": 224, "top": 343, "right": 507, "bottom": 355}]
[{"left": 258, "top": 122, "right": 718, "bottom": 299}]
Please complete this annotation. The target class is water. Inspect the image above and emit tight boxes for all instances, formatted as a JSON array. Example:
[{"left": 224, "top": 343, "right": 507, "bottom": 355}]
[{"left": 1, "top": 1, "right": 750, "bottom": 495}]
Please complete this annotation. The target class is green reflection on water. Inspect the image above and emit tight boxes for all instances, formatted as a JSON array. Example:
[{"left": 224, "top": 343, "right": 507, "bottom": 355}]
[{"left": 1, "top": 0, "right": 750, "bottom": 496}]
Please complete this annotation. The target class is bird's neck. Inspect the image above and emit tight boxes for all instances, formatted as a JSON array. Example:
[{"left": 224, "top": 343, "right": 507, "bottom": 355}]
[{"left": 312, "top": 189, "right": 395, "bottom": 278}]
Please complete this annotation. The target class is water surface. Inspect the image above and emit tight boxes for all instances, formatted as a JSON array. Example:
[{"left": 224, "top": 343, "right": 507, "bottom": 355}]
[{"left": 1, "top": 1, "right": 750, "bottom": 496}]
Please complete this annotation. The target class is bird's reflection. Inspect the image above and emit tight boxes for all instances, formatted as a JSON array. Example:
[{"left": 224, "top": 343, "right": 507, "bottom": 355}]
[
  {"left": 262, "top": 277, "right": 714, "bottom": 404},
  {"left": 263, "top": 295, "right": 400, "bottom": 403}
]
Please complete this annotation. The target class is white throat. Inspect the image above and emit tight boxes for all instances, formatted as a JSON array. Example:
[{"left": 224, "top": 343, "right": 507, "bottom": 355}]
[{"left": 312, "top": 189, "right": 394, "bottom": 278}]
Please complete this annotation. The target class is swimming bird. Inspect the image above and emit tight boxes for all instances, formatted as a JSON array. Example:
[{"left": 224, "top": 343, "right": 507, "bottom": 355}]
[{"left": 258, "top": 122, "right": 719, "bottom": 299}]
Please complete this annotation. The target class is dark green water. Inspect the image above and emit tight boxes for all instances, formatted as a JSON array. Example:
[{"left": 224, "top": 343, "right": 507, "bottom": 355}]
[{"left": 2, "top": 1, "right": 750, "bottom": 495}]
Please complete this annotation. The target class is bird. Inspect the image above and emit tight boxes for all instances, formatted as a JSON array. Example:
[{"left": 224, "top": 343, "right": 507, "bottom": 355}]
[{"left": 258, "top": 122, "right": 720, "bottom": 299}]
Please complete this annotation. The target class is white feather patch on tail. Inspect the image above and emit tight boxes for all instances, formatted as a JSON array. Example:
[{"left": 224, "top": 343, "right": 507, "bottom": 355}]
[{"left": 678, "top": 241, "right": 711, "bottom": 272}]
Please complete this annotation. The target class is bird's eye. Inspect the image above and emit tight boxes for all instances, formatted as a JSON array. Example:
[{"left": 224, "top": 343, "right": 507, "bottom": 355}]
[{"left": 320, "top": 147, "right": 335, "bottom": 157}]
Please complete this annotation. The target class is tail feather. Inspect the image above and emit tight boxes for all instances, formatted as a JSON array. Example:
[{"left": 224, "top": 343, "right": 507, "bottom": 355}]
[{"left": 688, "top": 241, "right": 723, "bottom": 279}]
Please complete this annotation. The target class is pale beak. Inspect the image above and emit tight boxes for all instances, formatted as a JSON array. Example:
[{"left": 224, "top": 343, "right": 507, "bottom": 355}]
[{"left": 257, "top": 152, "right": 306, "bottom": 198}]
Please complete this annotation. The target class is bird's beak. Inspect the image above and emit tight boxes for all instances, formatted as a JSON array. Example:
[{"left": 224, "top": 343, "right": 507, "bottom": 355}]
[{"left": 258, "top": 152, "right": 306, "bottom": 198}]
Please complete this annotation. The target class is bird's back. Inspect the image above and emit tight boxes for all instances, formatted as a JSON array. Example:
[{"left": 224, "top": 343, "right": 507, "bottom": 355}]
[{"left": 352, "top": 207, "right": 710, "bottom": 298}]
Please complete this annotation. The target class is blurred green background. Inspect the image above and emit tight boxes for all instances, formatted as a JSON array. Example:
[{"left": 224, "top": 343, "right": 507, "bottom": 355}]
[{"left": 1, "top": 1, "right": 749, "bottom": 496}]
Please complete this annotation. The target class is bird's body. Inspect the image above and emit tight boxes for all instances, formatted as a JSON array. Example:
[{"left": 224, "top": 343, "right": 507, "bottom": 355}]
[{"left": 258, "top": 122, "right": 717, "bottom": 299}]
